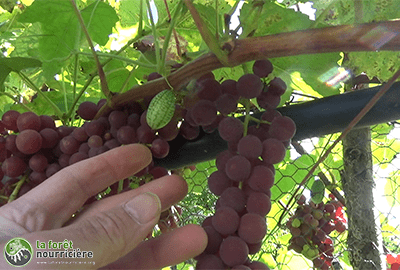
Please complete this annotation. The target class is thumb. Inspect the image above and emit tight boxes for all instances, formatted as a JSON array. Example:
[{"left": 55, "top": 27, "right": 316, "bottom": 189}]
[{"left": 22, "top": 192, "right": 161, "bottom": 269}]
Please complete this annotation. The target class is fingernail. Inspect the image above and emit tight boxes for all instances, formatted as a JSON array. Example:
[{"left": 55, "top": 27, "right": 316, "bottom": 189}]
[{"left": 124, "top": 192, "right": 161, "bottom": 225}]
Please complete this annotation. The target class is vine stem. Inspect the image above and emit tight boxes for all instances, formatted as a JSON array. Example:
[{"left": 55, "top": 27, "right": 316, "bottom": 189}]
[
  {"left": 183, "top": 0, "right": 229, "bottom": 65},
  {"left": 69, "top": 0, "right": 111, "bottom": 100},
  {"left": 95, "top": 20, "right": 400, "bottom": 117},
  {"left": 17, "top": 72, "right": 64, "bottom": 121},
  {"left": 278, "top": 66, "right": 400, "bottom": 225}
]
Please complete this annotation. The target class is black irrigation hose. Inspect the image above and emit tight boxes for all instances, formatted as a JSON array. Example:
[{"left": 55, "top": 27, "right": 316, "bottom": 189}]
[{"left": 155, "top": 82, "right": 400, "bottom": 170}]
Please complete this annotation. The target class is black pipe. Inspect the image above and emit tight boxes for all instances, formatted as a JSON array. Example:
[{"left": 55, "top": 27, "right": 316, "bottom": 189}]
[{"left": 155, "top": 82, "right": 400, "bottom": 169}]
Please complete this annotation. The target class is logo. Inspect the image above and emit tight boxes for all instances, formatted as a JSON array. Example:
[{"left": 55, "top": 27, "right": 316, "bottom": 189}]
[{"left": 4, "top": 238, "right": 33, "bottom": 267}]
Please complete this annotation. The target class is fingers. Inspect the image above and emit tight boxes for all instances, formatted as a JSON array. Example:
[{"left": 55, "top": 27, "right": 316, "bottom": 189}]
[
  {"left": 70, "top": 174, "right": 188, "bottom": 223},
  {"left": 102, "top": 224, "right": 207, "bottom": 269},
  {"left": 0, "top": 144, "right": 152, "bottom": 231},
  {"left": 20, "top": 192, "right": 162, "bottom": 269}
]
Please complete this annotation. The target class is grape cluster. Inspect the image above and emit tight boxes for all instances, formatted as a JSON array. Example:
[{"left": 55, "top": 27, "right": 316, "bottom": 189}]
[
  {"left": 0, "top": 93, "right": 188, "bottom": 205},
  {"left": 286, "top": 194, "right": 346, "bottom": 269},
  {"left": 194, "top": 60, "right": 296, "bottom": 269}
]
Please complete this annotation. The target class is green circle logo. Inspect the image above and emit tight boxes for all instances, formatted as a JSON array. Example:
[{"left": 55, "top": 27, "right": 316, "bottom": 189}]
[{"left": 4, "top": 238, "right": 32, "bottom": 267}]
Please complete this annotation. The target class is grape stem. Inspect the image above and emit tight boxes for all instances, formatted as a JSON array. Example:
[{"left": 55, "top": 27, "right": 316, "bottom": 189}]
[
  {"left": 95, "top": 20, "right": 400, "bottom": 118},
  {"left": 8, "top": 173, "right": 29, "bottom": 203},
  {"left": 70, "top": 0, "right": 112, "bottom": 101}
]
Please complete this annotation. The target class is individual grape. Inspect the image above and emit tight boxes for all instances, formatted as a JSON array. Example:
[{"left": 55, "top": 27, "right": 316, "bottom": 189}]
[
  {"left": 219, "top": 236, "right": 249, "bottom": 267},
  {"left": 313, "top": 209, "right": 324, "bottom": 220},
  {"left": 2, "top": 110, "right": 20, "bottom": 131},
  {"left": 335, "top": 221, "right": 346, "bottom": 233},
  {"left": 257, "top": 91, "right": 281, "bottom": 109},
  {"left": 253, "top": 59, "right": 273, "bottom": 78},
  {"left": 57, "top": 125, "right": 74, "bottom": 138},
  {"left": 268, "top": 77, "right": 287, "bottom": 96},
  {"left": 247, "top": 241, "right": 263, "bottom": 255},
  {"left": 246, "top": 192, "right": 272, "bottom": 216},
  {"left": 296, "top": 194, "right": 306, "bottom": 205},
  {"left": 202, "top": 216, "right": 213, "bottom": 227},
  {"left": 16, "top": 129, "right": 42, "bottom": 154},
  {"left": 29, "top": 171, "right": 47, "bottom": 185},
  {"left": 151, "top": 138, "right": 169, "bottom": 159},
  {"left": 179, "top": 121, "right": 200, "bottom": 140},
  {"left": 238, "top": 135, "right": 263, "bottom": 159},
  {"left": 0, "top": 149, "right": 10, "bottom": 163},
  {"left": 29, "top": 153, "right": 48, "bottom": 172},
  {"left": 84, "top": 120, "right": 106, "bottom": 137},
  {"left": 137, "top": 125, "right": 156, "bottom": 144},
  {"left": 116, "top": 126, "right": 137, "bottom": 145},
  {"left": 196, "top": 78, "right": 222, "bottom": 102},
  {"left": 18, "top": 182, "right": 33, "bottom": 197},
  {"left": 127, "top": 113, "right": 141, "bottom": 130},
  {"left": 219, "top": 187, "right": 246, "bottom": 213},
  {"left": 216, "top": 150, "right": 235, "bottom": 172},
  {"left": 40, "top": 128, "right": 59, "bottom": 149},
  {"left": 59, "top": 135, "right": 80, "bottom": 155},
  {"left": 247, "top": 165, "right": 274, "bottom": 193},
  {"left": 261, "top": 107, "right": 282, "bottom": 122},
  {"left": 212, "top": 206, "right": 240, "bottom": 235},
  {"left": 97, "top": 116, "right": 111, "bottom": 130},
  {"left": 77, "top": 101, "right": 98, "bottom": 120},
  {"left": 261, "top": 138, "right": 286, "bottom": 164},
  {"left": 238, "top": 213, "right": 267, "bottom": 244},
  {"left": 225, "top": 155, "right": 251, "bottom": 182},
  {"left": 268, "top": 116, "right": 296, "bottom": 142},
  {"left": 39, "top": 115, "right": 56, "bottom": 130},
  {"left": 221, "top": 79, "right": 239, "bottom": 100},
  {"left": 5, "top": 134, "right": 18, "bottom": 153},
  {"left": 157, "top": 120, "right": 179, "bottom": 141},
  {"left": 236, "top": 74, "right": 263, "bottom": 99},
  {"left": 247, "top": 261, "right": 270, "bottom": 270},
  {"left": 87, "top": 135, "right": 103, "bottom": 148},
  {"left": 203, "top": 226, "right": 223, "bottom": 254},
  {"left": 104, "top": 139, "right": 120, "bottom": 150},
  {"left": 208, "top": 170, "right": 232, "bottom": 196},
  {"left": 215, "top": 94, "right": 237, "bottom": 115},
  {"left": 202, "top": 114, "right": 224, "bottom": 134},
  {"left": 324, "top": 203, "right": 335, "bottom": 213},
  {"left": 69, "top": 152, "right": 89, "bottom": 165},
  {"left": 218, "top": 117, "right": 243, "bottom": 142},
  {"left": 16, "top": 112, "right": 41, "bottom": 132},
  {"left": 190, "top": 100, "right": 218, "bottom": 126},
  {"left": 58, "top": 153, "right": 71, "bottom": 168},
  {"left": 2, "top": 156, "right": 27, "bottom": 177},
  {"left": 45, "top": 163, "right": 61, "bottom": 178},
  {"left": 108, "top": 110, "right": 128, "bottom": 129},
  {"left": 196, "top": 254, "right": 225, "bottom": 269},
  {"left": 72, "top": 127, "right": 89, "bottom": 142}
]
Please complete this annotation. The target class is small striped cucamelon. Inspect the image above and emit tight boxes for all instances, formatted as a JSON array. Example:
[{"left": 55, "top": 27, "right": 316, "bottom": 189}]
[
  {"left": 146, "top": 89, "right": 176, "bottom": 130},
  {"left": 311, "top": 179, "right": 325, "bottom": 204}
]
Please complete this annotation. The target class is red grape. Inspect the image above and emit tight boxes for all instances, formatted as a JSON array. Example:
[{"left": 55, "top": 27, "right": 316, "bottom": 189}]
[
  {"left": 77, "top": 101, "right": 98, "bottom": 120},
  {"left": 219, "top": 236, "right": 249, "bottom": 266},
  {"left": 16, "top": 129, "right": 42, "bottom": 154},
  {"left": 238, "top": 213, "right": 267, "bottom": 244},
  {"left": 212, "top": 206, "right": 240, "bottom": 235},
  {"left": 237, "top": 74, "right": 263, "bottom": 99}
]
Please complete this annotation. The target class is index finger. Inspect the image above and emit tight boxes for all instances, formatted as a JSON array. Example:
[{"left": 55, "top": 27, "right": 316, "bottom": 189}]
[{"left": 2, "top": 144, "right": 152, "bottom": 231}]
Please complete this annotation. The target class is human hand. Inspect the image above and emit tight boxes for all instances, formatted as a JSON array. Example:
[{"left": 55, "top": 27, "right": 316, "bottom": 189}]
[{"left": 0, "top": 144, "right": 207, "bottom": 269}]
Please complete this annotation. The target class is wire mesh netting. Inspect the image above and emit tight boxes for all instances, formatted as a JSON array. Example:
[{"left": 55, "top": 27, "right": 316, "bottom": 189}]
[{"left": 172, "top": 121, "right": 400, "bottom": 270}]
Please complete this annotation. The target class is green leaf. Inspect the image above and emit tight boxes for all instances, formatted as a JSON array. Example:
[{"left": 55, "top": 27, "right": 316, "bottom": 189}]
[
  {"left": 18, "top": 0, "right": 117, "bottom": 78},
  {"left": 81, "top": 1, "right": 119, "bottom": 46},
  {"left": 272, "top": 53, "right": 342, "bottom": 97},
  {"left": 0, "top": 57, "right": 41, "bottom": 89}
]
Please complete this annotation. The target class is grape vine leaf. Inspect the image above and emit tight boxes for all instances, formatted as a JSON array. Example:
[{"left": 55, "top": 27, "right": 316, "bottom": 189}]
[
  {"left": 0, "top": 57, "right": 41, "bottom": 90},
  {"left": 18, "top": 0, "right": 118, "bottom": 79}
]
